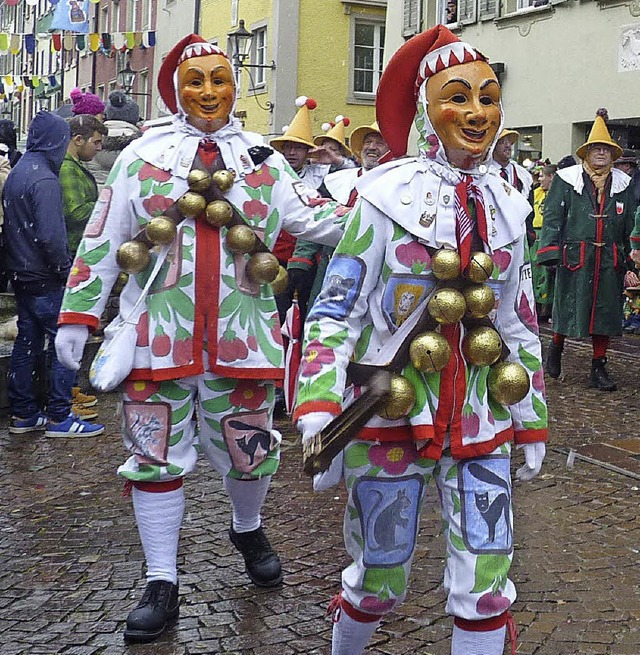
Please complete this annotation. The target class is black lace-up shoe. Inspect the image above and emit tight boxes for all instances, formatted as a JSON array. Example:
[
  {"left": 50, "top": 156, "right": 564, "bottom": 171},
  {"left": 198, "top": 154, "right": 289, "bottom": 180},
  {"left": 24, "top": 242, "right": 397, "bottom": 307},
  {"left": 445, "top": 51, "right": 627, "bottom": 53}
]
[
  {"left": 124, "top": 580, "right": 179, "bottom": 643},
  {"left": 229, "top": 525, "right": 283, "bottom": 587},
  {"left": 589, "top": 357, "right": 617, "bottom": 392}
]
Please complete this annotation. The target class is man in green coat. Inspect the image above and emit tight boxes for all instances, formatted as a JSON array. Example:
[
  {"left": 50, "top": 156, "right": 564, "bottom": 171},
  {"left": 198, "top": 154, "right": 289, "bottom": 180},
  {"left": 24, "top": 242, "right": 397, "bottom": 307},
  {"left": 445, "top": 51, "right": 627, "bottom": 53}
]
[
  {"left": 59, "top": 114, "right": 107, "bottom": 254},
  {"left": 538, "top": 109, "right": 637, "bottom": 390}
]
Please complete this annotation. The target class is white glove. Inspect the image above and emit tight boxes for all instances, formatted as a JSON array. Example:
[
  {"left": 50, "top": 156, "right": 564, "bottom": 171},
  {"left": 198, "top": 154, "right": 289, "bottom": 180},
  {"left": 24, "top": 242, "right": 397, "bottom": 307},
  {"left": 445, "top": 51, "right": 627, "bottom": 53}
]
[
  {"left": 298, "top": 411, "right": 343, "bottom": 491},
  {"left": 55, "top": 324, "right": 89, "bottom": 372},
  {"left": 515, "top": 442, "right": 546, "bottom": 482}
]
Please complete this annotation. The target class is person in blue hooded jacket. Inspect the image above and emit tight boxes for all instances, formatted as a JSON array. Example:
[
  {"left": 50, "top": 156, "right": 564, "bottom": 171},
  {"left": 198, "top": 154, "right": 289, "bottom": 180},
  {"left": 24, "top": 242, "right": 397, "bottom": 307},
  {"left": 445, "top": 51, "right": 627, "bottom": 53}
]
[{"left": 2, "top": 111, "right": 104, "bottom": 438}]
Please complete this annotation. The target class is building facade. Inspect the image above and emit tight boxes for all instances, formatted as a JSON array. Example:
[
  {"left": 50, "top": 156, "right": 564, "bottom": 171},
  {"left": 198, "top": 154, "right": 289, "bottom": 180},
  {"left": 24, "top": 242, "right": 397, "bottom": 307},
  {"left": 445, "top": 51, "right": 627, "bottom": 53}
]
[
  {"left": 199, "top": 0, "right": 386, "bottom": 141},
  {"left": 386, "top": 0, "right": 640, "bottom": 163},
  {"left": 0, "top": 1, "right": 158, "bottom": 138}
]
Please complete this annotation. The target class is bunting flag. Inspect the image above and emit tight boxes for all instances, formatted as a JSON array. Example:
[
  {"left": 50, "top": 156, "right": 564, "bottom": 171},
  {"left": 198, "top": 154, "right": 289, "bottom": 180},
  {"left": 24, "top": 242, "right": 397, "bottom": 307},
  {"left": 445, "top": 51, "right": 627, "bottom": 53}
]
[
  {"left": 0, "top": 73, "right": 61, "bottom": 100},
  {"left": 51, "top": 0, "right": 90, "bottom": 34},
  {"left": 0, "top": 31, "right": 157, "bottom": 56}
]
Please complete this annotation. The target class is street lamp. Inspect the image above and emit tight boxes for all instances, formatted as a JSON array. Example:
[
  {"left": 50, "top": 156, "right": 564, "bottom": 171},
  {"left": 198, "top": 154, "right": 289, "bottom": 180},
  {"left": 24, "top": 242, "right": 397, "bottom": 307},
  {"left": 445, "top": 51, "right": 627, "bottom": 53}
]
[
  {"left": 227, "top": 19, "right": 276, "bottom": 72},
  {"left": 117, "top": 62, "right": 137, "bottom": 95}
]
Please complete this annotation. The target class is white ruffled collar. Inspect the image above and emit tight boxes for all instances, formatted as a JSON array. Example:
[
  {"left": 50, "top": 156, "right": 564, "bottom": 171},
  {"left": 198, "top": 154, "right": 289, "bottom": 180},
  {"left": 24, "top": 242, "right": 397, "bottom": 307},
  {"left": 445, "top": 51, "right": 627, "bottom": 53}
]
[{"left": 357, "top": 156, "right": 531, "bottom": 251}]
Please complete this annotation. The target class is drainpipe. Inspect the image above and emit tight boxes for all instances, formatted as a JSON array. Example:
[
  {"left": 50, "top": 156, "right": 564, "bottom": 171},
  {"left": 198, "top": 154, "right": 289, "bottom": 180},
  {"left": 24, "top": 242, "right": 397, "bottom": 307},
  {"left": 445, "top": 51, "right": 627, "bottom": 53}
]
[{"left": 194, "top": 0, "right": 201, "bottom": 34}]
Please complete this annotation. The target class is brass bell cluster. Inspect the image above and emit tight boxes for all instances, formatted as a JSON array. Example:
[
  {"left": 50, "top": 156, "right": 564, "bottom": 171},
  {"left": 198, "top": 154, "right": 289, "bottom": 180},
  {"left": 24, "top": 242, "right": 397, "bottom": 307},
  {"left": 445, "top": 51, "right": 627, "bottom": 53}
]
[
  {"left": 377, "top": 248, "right": 529, "bottom": 420},
  {"left": 115, "top": 168, "right": 288, "bottom": 294}
]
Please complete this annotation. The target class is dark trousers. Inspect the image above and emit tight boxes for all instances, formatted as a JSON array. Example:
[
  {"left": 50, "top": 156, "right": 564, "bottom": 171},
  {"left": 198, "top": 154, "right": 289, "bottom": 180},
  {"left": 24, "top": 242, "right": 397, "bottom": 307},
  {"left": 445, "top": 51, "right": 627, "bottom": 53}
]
[{"left": 9, "top": 288, "right": 74, "bottom": 421}]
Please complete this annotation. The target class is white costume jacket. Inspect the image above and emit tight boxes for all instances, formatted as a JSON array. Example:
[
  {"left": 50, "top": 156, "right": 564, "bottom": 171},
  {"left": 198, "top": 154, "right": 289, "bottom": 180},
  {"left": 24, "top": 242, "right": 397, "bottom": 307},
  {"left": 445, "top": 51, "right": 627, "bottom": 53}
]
[
  {"left": 60, "top": 125, "right": 346, "bottom": 382},
  {"left": 294, "top": 157, "right": 548, "bottom": 460}
]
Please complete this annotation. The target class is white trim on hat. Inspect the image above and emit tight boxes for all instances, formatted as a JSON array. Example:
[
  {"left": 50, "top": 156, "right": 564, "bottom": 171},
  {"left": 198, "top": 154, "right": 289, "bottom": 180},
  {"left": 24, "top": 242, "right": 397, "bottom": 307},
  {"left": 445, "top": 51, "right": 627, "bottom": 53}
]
[
  {"left": 416, "top": 41, "right": 481, "bottom": 86},
  {"left": 177, "top": 42, "right": 227, "bottom": 65}
]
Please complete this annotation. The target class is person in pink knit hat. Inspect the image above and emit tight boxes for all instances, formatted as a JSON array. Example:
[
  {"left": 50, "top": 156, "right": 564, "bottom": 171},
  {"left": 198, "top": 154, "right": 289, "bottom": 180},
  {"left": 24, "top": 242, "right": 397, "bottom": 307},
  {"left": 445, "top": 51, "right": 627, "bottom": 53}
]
[{"left": 69, "top": 87, "right": 105, "bottom": 120}]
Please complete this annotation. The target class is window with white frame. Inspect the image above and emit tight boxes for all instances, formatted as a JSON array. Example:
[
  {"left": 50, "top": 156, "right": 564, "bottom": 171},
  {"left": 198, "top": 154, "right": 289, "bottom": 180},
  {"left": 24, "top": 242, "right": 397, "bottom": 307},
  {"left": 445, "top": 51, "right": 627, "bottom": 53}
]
[
  {"left": 126, "top": 0, "right": 136, "bottom": 31},
  {"left": 437, "top": 0, "right": 477, "bottom": 25},
  {"left": 352, "top": 20, "right": 385, "bottom": 97},
  {"left": 251, "top": 27, "right": 267, "bottom": 88},
  {"left": 111, "top": 0, "right": 121, "bottom": 32},
  {"left": 138, "top": 69, "right": 149, "bottom": 118},
  {"left": 141, "top": 0, "right": 152, "bottom": 30}
]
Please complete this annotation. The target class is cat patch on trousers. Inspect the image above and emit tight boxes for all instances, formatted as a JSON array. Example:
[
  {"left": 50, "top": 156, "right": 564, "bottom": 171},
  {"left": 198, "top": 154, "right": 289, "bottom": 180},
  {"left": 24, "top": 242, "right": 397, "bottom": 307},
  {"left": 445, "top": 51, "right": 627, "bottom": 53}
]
[
  {"left": 459, "top": 455, "right": 512, "bottom": 554},
  {"left": 124, "top": 401, "right": 171, "bottom": 466},
  {"left": 222, "top": 408, "right": 277, "bottom": 473},
  {"left": 353, "top": 474, "right": 423, "bottom": 568}
]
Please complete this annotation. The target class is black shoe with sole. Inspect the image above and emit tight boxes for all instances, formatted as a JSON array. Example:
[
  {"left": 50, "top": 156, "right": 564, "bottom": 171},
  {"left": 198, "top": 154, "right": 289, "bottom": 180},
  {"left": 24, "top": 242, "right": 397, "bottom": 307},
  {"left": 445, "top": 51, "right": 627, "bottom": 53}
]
[
  {"left": 229, "top": 525, "right": 283, "bottom": 587},
  {"left": 589, "top": 357, "right": 617, "bottom": 392},
  {"left": 124, "top": 580, "right": 179, "bottom": 643},
  {"left": 545, "top": 341, "right": 563, "bottom": 379}
]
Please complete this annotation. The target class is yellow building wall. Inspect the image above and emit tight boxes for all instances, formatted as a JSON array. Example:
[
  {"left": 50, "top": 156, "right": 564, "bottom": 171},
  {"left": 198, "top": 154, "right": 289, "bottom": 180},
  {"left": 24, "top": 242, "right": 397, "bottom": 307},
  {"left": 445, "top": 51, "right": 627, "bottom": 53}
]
[
  {"left": 297, "top": 2, "right": 384, "bottom": 140},
  {"left": 200, "top": 0, "right": 274, "bottom": 136}
]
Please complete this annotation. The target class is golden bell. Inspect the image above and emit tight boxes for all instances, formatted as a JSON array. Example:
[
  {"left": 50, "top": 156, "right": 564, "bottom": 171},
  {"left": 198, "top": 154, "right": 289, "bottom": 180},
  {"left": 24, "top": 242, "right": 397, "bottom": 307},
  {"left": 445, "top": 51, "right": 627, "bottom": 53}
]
[
  {"left": 212, "top": 169, "right": 236, "bottom": 192},
  {"left": 187, "top": 169, "right": 212, "bottom": 194},
  {"left": 226, "top": 224, "right": 257, "bottom": 254},
  {"left": 270, "top": 266, "right": 288, "bottom": 295},
  {"left": 431, "top": 249, "right": 461, "bottom": 280},
  {"left": 177, "top": 191, "right": 207, "bottom": 218},
  {"left": 377, "top": 374, "right": 416, "bottom": 420},
  {"left": 205, "top": 200, "right": 234, "bottom": 227},
  {"left": 116, "top": 241, "right": 151, "bottom": 274},
  {"left": 247, "top": 252, "right": 280, "bottom": 284},
  {"left": 462, "top": 327, "right": 502, "bottom": 367},
  {"left": 463, "top": 283, "right": 496, "bottom": 319},
  {"left": 145, "top": 216, "right": 177, "bottom": 245},
  {"left": 465, "top": 251, "right": 495, "bottom": 283},
  {"left": 428, "top": 288, "right": 466, "bottom": 324},
  {"left": 488, "top": 361, "right": 530, "bottom": 405},
  {"left": 409, "top": 331, "right": 452, "bottom": 373}
]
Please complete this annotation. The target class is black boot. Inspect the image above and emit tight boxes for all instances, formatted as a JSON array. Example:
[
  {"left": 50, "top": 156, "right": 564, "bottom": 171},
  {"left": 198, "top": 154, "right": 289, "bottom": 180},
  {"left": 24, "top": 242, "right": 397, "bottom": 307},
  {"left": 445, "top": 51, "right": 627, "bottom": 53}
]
[
  {"left": 124, "top": 580, "right": 179, "bottom": 643},
  {"left": 589, "top": 357, "right": 617, "bottom": 391},
  {"left": 229, "top": 525, "right": 283, "bottom": 587},
  {"left": 545, "top": 341, "right": 563, "bottom": 379}
]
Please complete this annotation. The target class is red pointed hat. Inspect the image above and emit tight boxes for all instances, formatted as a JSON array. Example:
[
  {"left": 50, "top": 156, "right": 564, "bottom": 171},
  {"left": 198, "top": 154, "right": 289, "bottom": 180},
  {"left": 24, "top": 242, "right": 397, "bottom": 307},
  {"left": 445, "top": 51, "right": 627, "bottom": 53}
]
[
  {"left": 158, "top": 34, "right": 229, "bottom": 114},
  {"left": 376, "top": 24, "right": 486, "bottom": 158}
]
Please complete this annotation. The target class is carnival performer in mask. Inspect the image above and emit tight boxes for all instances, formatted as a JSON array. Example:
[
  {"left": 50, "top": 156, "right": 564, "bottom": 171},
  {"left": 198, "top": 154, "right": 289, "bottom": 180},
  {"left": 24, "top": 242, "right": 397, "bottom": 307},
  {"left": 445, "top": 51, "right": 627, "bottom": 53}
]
[
  {"left": 54, "top": 35, "right": 346, "bottom": 643},
  {"left": 295, "top": 25, "right": 548, "bottom": 655}
]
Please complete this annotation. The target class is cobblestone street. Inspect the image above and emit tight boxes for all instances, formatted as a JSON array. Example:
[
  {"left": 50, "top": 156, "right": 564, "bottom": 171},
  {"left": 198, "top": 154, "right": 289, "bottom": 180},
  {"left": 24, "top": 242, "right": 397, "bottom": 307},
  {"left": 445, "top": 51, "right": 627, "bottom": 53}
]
[{"left": 0, "top": 334, "right": 639, "bottom": 655}]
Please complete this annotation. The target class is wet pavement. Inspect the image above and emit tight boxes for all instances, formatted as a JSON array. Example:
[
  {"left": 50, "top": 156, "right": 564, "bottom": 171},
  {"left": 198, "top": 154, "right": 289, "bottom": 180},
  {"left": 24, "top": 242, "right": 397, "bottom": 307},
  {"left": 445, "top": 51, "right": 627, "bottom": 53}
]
[{"left": 0, "top": 332, "right": 639, "bottom": 655}]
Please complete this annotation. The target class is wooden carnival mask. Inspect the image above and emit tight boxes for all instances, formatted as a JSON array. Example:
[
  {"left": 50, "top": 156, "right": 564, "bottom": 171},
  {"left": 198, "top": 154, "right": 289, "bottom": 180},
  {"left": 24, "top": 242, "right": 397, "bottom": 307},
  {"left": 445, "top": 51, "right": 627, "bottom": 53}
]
[
  {"left": 426, "top": 60, "right": 501, "bottom": 170},
  {"left": 177, "top": 53, "right": 235, "bottom": 133}
]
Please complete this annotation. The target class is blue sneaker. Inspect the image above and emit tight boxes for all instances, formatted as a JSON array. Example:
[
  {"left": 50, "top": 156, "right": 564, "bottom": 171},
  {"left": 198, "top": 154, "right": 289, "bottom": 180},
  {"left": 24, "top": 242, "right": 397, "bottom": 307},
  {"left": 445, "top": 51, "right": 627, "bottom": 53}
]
[
  {"left": 44, "top": 413, "right": 105, "bottom": 438},
  {"left": 9, "top": 412, "right": 47, "bottom": 434}
]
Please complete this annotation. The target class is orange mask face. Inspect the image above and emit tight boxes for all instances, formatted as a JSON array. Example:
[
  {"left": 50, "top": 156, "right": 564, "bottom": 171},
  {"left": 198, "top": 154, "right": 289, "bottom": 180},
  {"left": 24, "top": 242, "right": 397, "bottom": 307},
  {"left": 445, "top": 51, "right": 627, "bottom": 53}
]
[
  {"left": 177, "top": 54, "right": 235, "bottom": 133},
  {"left": 426, "top": 61, "right": 501, "bottom": 169}
]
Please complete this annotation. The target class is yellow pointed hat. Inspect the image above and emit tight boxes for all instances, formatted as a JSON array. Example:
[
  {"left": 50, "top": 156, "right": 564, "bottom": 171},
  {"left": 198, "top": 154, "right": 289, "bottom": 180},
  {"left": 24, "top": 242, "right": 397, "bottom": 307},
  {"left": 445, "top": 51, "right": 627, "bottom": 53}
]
[
  {"left": 271, "top": 96, "right": 317, "bottom": 152},
  {"left": 314, "top": 115, "right": 352, "bottom": 156},
  {"left": 350, "top": 121, "right": 383, "bottom": 159},
  {"left": 576, "top": 109, "right": 623, "bottom": 161}
]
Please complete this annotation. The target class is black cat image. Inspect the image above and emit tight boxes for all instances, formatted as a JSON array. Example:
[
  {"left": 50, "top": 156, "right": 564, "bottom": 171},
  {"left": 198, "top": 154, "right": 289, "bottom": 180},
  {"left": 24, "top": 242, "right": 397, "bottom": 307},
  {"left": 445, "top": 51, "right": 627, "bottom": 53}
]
[
  {"left": 228, "top": 419, "right": 271, "bottom": 466},
  {"left": 468, "top": 463, "right": 511, "bottom": 544},
  {"left": 366, "top": 488, "right": 412, "bottom": 553},
  {"left": 316, "top": 274, "right": 356, "bottom": 304}
]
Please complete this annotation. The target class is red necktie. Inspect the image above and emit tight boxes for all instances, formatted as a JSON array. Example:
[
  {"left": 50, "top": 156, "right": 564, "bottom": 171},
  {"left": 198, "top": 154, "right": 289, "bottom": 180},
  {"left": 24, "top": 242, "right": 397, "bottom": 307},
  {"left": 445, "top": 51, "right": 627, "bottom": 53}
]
[
  {"left": 198, "top": 139, "right": 219, "bottom": 169},
  {"left": 500, "top": 167, "right": 509, "bottom": 182},
  {"left": 454, "top": 176, "right": 489, "bottom": 268}
]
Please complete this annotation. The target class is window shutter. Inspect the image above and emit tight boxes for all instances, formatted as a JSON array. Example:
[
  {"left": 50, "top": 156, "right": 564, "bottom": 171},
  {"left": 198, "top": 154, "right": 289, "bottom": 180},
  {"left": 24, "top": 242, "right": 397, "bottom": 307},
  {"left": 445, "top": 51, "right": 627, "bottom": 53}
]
[
  {"left": 459, "top": 0, "right": 477, "bottom": 24},
  {"left": 403, "top": 0, "right": 421, "bottom": 38},
  {"left": 479, "top": 0, "right": 498, "bottom": 19}
]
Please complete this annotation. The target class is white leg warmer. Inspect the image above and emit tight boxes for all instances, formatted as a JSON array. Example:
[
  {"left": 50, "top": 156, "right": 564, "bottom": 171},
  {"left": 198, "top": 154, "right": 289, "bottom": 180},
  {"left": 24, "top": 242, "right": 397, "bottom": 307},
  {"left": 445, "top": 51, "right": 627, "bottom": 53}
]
[
  {"left": 224, "top": 475, "right": 270, "bottom": 533},
  {"left": 132, "top": 485, "right": 185, "bottom": 585},
  {"left": 331, "top": 609, "right": 380, "bottom": 655},
  {"left": 451, "top": 624, "right": 506, "bottom": 655}
]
